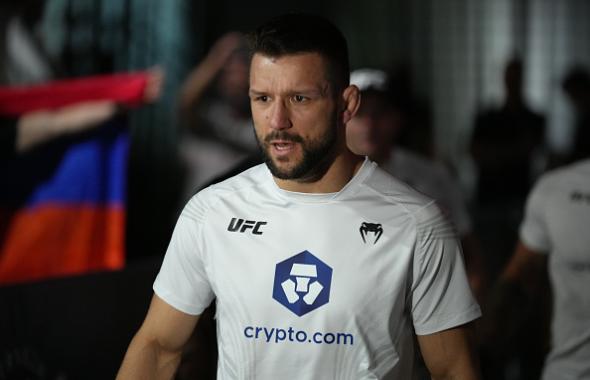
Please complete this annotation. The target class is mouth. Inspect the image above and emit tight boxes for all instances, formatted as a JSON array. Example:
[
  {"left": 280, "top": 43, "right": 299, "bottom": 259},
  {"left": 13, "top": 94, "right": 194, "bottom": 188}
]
[
  {"left": 271, "top": 140, "right": 296, "bottom": 151},
  {"left": 269, "top": 140, "right": 298, "bottom": 158},
  {"left": 264, "top": 132, "right": 303, "bottom": 159}
]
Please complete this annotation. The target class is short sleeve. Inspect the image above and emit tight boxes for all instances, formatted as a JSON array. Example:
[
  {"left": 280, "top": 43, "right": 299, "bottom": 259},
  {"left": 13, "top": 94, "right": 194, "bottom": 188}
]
[
  {"left": 153, "top": 197, "right": 215, "bottom": 315},
  {"left": 410, "top": 202, "right": 481, "bottom": 335},
  {"left": 519, "top": 180, "right": 551, "bottom": 254}
]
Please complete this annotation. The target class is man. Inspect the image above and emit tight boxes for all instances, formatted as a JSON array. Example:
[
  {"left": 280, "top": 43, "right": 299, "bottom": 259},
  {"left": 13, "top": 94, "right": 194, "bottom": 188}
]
[
  {"left": 117, "top": 13, "right": 481, "bottom": 379},
  {"left": 488, "top": 156, "right": 590, "bottom": 379}
]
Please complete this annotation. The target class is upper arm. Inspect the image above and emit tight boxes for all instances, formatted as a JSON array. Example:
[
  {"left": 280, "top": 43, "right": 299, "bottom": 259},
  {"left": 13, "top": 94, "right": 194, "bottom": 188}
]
[
  {"left": 417, "top": 323, "right": 481, "bottom": 380},
  {"left": 136, "top": 294, "right": 200, "bottom": 354}
]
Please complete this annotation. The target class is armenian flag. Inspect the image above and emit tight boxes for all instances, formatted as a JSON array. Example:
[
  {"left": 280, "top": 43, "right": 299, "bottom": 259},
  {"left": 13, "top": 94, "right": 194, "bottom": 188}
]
[{"left": 0, "top": 72, "right": 149, "bottom": 285}]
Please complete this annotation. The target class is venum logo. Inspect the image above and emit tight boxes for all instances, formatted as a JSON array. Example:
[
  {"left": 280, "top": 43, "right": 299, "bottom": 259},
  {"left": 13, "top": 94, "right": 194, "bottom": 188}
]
[
  {"left": 359, "top": 222, "right": 383, "bottom": 244},
  {"left": 272, "top": 250, "right": 332, "bottom": 317},
  {"left": 227, "top": 218, "right": 267, "bottom": 235}
]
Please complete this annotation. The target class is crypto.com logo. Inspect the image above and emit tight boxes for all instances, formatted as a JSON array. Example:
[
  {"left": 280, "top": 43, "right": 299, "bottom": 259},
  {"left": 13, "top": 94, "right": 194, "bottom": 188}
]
[{"left": 272, "top": 250, "right": 333, "bottom": 317}]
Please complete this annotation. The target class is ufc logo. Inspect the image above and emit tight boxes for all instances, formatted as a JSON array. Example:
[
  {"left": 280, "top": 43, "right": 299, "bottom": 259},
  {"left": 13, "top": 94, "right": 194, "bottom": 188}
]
[{"left": 227, "top": 218, "right": 267, "bottom": 235}]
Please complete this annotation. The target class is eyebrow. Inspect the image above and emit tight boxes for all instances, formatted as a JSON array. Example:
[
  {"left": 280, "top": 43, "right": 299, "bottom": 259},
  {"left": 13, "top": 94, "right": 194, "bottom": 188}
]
[
  {"left": 249, "top": 87, "right": 327, "bottom": 97},
  {"left": 289, "top": 89, "right": 324, "bottom": 97},
  {"left": 249, "top": 89, "right": 267, "bottom": 97}
]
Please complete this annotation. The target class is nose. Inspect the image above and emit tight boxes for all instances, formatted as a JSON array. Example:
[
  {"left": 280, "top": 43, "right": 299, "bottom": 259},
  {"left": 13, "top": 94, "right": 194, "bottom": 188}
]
[{"left": 268, "top": 100, "right": 292, "bottom": 130}]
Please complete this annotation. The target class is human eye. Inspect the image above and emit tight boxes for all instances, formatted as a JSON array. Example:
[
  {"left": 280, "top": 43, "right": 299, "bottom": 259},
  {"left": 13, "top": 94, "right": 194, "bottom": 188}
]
[
  {"left": 292, "top": 95, "right": 308, "bottom": 103},
  {"left": 250, "top": 93, "right": 269, "bottom": 103}
]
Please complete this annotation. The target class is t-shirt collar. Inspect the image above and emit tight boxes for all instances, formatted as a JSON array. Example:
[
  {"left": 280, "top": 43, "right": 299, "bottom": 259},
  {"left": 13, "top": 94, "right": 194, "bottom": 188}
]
[{"left": 268, "top": 157, "right": 375, "bottom": 203}]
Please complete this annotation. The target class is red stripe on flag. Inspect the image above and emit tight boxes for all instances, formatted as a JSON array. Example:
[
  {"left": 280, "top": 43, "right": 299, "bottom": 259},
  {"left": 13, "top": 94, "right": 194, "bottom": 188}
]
[{"left": 0, "top": 72, "right": 149, "bottom": 116}]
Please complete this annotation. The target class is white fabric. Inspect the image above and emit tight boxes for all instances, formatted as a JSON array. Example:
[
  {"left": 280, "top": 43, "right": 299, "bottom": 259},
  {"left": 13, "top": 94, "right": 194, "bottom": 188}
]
[
  {"left": 155, "top": 158, "right": 481, "bottom": 380},
  {"left": 520, "top": 159, "right": 590, "bottom": 380},
  {"left": 381, "top": 148, "right": 472, "bottom": 236}
]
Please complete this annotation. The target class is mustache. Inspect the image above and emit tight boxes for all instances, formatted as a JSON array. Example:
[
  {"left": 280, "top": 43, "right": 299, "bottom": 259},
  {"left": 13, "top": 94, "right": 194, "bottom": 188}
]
[{"left": 264, "top": 131, "right": 304, "bottom": 144}]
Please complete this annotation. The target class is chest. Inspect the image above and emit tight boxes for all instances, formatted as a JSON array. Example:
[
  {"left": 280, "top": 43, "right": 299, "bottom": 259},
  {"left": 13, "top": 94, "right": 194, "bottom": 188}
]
[{"left": 199, "top": 200, "right": 416, "bottom": 322}]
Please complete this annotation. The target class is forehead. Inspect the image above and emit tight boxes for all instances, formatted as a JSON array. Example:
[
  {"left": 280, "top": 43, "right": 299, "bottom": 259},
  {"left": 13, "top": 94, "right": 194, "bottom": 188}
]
[{"left": 249, "top": 52, "right": 330, "bottom": 91}]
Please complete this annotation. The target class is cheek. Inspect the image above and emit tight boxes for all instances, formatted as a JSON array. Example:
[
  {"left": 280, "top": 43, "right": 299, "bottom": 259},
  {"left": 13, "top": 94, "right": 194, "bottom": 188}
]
[
  {"left": 303, "top": 103, "right": 336, "bottom": 126},
  {"left": 250, "top": 103, "right": 263, "bottom": 120},
  {"left": 250, "top": 116, "right": 266, "bottom": 141},
  {"left": 347, "top": 118, "right": 370, "bottom": 138},
  {"left": 250, "top": 107, "right": 267, "bottom": 128},
  {"left": 289, "top": 107, "right": 319, "bottom": 133}
]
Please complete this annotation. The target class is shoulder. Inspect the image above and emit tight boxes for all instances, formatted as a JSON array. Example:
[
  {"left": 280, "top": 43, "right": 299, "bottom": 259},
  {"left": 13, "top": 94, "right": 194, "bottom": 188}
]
[
  {"left": 533, "top": 159, "right": 590, "bottom": 195},
  {"left": 361, "top": 163, "right": 458, "bottom": 245},
  {"left": 555, "top": 159, "right": 590, "bottom": 179},
  {"left": 182, "top": 164, "right": 270, "bottom": 223},
  {"left": 363, "top": 163, "right": 440, "bottom": 221}
]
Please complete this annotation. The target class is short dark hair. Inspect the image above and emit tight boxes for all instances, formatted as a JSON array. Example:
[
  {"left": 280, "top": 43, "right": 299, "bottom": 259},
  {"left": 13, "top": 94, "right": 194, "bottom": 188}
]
[{"left": 248, "top": 13, "right": 350, "bottom": 93}]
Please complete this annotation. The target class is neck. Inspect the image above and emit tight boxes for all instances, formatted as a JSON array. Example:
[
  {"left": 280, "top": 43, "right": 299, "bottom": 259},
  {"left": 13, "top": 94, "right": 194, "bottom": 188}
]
[{"left": 274, "top": 150, "right": 364, "bottom": 193}]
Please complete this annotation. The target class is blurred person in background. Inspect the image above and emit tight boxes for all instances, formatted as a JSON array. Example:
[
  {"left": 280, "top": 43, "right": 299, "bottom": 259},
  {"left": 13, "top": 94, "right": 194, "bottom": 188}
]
[
  {"left": 470, "top": 58, "right": 546, "bottom": 209},
  {"left": 484, "top": 150, "right": 590, "bottom": 379},
  {"left": 481, "top": 65, "right": 590, "bottom": 380},
  {"left": 469, "top": 58, "right": 546, "bottom": 284},
  {"left": 468, "top": 58, "right": 549, "bottom": 380},
  {"left": 347, "top": 68, "right": 485, "bottom": 298},
  {"left": 177, "top": 32, "right": 258, "bottom": 197}
]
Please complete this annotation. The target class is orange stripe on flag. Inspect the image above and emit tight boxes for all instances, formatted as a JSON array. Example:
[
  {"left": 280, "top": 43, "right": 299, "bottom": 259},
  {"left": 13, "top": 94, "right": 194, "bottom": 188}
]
[{"left": 0, "top": 205, "right": 125, "bottom": 285}]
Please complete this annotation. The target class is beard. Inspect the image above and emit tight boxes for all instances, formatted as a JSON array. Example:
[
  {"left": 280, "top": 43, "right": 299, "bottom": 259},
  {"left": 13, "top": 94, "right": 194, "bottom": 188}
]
[{"left": 257, "top": 117, "right": 338, "bottom": 182}]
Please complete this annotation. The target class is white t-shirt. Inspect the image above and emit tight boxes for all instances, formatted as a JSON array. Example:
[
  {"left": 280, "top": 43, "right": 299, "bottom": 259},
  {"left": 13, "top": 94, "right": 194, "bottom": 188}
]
[
  {"left": 154, "top": 158, "right": 481, "bottom": 380},
  {"left": 381, "top": 148, "right": 472, "bottom": 236},
  {"left": 520, "top": 158, "right": 590, "bottom": 380}
]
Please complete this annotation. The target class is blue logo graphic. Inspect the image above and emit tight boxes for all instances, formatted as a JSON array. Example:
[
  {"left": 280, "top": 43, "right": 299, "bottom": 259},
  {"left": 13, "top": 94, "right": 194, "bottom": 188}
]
[{"left": 272, "top": 250, "right": 333, "bottom": 316}]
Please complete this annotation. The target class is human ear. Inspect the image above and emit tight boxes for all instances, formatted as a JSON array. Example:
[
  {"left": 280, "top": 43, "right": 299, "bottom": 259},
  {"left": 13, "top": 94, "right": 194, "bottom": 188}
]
[{"left": 341, "top": 85, "right": 361, "bottom": 124}]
